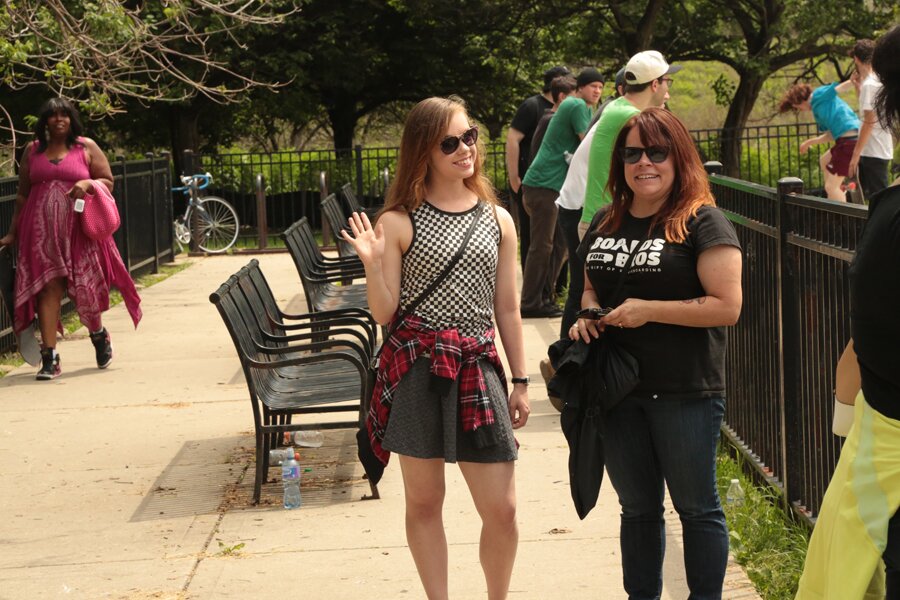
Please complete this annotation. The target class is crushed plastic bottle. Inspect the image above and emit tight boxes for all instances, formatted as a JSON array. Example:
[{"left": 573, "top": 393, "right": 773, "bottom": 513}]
[
  {"left": 268, "top": 446, "right": 294, "bottom": 466},
  {"left": 287, "top": 430, "right": 325, "bottom": 448},
  {"left": 725, "top": 478, "right": 745, "bottom": 507}
]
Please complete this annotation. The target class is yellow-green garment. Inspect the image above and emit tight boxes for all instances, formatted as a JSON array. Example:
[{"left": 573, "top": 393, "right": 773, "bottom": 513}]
[{"left": 796, "top": 393, "right": 900, "bottom": 599}]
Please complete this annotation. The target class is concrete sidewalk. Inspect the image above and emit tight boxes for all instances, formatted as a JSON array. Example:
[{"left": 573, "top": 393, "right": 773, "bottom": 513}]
[{"left": 0, "top": 254, "right": 760, "bottom": 599}]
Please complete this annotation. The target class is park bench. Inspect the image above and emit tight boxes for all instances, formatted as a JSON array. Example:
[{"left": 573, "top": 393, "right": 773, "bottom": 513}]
[
  {"left": 210, "top": 259, "right": 379, "bottom": 503},
  {"left": 321, "top": 193, "right": 359, "bottom": 259},
  {"left": 281, "top": 217, "right": 370, "bottom": 315},
  {"left": 282, "top": 216, "right": 364, "bottom": 280},
  {"left": 339, "top": 182, "right": 382, "bottom": 219}
]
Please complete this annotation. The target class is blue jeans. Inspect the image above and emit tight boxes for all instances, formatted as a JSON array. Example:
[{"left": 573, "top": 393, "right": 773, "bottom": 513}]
[{"left": 602, "top": 394, "right": 728, "bottom": 600}]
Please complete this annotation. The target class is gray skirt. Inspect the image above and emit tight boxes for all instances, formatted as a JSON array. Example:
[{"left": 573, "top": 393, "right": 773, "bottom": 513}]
[{"left": 382, "top": 357, "right": 518, "bottom": 463}]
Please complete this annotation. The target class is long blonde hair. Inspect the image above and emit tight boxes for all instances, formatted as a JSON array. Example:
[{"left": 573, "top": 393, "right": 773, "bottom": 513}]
[{"left": 382, "top": 96, "right": 497, "bottom": 215}]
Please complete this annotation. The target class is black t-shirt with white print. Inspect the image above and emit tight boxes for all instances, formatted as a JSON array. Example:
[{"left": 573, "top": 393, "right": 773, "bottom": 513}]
[{"left": 576, "top": 205, "right": 741, "bottom": 399}]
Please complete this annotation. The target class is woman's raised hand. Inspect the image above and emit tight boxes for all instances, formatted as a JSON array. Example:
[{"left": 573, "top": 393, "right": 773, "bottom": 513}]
[{"left": 340, "top": 211, "right": 384, "bottom": 265}]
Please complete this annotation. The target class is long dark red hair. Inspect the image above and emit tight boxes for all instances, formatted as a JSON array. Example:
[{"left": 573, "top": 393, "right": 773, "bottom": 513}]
[{"left": 600, "top": 108, "right": 715, "bottom": 243}]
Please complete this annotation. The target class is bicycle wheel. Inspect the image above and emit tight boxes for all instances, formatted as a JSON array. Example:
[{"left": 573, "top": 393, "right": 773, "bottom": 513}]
[{"left": 193, "top": 197, "right": 239, "bottom": 253}]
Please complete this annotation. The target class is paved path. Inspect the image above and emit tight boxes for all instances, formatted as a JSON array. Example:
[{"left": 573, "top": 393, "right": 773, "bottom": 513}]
[{"left": 0, "top": 254, "right": 760, "bottom": 599}]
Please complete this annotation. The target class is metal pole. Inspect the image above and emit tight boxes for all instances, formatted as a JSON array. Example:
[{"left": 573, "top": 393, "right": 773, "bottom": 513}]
[
  {"left": 776, "top": 176, "right": 804, "bottom": 513},
  {"left": 703, "top": 161, "right": 724, "bottom": 176},
  {"left": 160, "top": 151, "right": 174, "bottom": 260},
  {"left": 117, "top": 155, "right": 132, "bottom": 270},
  {"left": 183, "top": 150, "right": 200, "bottom": 253},
  {"left": 147, "top": 152, "right": 160, "bottom": 273},
  {"left": 256, "top": 174, "right": 268, "bottom": 250},
  {"left": 354, "top": 144, "right": 364, "bottom": 200},
  {"left": 319, "top": 171, "right": 332, "bottom": 246}
]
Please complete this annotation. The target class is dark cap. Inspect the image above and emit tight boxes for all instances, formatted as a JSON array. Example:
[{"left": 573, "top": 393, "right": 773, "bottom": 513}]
[
  {"left": 576, "top": 68, "right": 605, "bottom": 88},
  {"left": 614, "top": 67, "right": 627, "bottom": 90},
  {"left": 543, "top": 66, "right": 571, "bottom": 92}
]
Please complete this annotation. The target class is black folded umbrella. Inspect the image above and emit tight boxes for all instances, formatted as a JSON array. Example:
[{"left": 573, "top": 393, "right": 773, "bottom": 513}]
[{"left": 561, "top": 400, "right": 605, "bottom": 520}]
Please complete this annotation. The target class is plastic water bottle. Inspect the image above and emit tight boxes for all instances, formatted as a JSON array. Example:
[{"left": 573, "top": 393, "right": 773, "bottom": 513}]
[
  {"left": 725, "top": 478, "right": 745, "bottom": 507},
  {"left": 282, "top": 452, "right": 301, "bottom": 509},
  {"left": 287, "top": 430, "right": 325, "bottom": 448}
]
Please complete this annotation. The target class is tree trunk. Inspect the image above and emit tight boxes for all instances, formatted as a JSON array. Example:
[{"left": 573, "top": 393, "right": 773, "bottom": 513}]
[
  {"left": 168, "top": 105, "right": 201, "bottom": 176},
  {"left": 720, "top": 72, "right": 766, "bottom": 177},
  {"left": 327, "top": 98, "right": 358, "bottom": 157}
]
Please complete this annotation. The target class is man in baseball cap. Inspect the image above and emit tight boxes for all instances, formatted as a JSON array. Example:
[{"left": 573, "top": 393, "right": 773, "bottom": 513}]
[
  {"left": 623, "top": 50, "right": 682, "bottom": 85},
  {"left": 580, "top": 51, "right": 683, "bottom": 232}
]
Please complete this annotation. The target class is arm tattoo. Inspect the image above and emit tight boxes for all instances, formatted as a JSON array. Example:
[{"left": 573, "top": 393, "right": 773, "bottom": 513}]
[{"left": 681, "top": 297, "right": 708, "bottom": 305}]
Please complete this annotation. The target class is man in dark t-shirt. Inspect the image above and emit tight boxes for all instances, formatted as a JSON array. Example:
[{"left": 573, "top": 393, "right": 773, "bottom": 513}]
[{"left": 505, "top": 65, "right": 570, "bottom": 267}]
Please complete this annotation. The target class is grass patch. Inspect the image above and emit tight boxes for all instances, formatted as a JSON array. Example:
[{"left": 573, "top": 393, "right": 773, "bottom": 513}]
[
  {"left": 717, "top": 446, "right": 810, "bottom": 599},
  {"left": 2, "top": 260, "right": 194, "bottom": 376}
]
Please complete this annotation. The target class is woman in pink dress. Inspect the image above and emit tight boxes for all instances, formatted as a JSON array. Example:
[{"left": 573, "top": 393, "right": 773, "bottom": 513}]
[{"left": 0, "top": 98, "right": 141, "bottom": 380}]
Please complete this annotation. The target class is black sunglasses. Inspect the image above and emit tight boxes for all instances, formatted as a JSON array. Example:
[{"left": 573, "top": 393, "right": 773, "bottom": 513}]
[
  {"left": 620, "top": 146, "right": 670, "bottom": 164},
  {"left": 440, "top": 126, "right": 478, "bottom": 155}
]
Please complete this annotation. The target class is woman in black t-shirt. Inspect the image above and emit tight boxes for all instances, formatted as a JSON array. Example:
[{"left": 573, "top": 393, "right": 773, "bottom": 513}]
[{"left": 570, "top": 108, "right": 742, "bottom": 599}]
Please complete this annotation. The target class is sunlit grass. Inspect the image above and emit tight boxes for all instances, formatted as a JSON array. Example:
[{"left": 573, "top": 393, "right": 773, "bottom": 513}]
[{"left": 718, "top": 446, "right": 811, "bottom": 599}]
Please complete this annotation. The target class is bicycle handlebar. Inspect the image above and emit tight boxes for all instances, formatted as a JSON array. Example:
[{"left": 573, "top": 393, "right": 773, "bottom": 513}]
[{"left": 174, "top": 172, "right": 212, "bottom": 192}]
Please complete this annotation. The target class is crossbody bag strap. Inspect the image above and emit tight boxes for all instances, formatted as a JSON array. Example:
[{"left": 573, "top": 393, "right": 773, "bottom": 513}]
[{"left": 384, "top": 201, "right": 485, "bottom": 342}]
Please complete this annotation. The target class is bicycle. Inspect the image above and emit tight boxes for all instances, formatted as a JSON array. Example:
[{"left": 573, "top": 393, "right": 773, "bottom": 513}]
[{"left": 172, "top": 173, "right": 240, "bottom": 253}]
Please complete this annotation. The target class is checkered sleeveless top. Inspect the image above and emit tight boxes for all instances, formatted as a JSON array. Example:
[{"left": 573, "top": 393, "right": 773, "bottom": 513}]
[{"left": 399, "top": 201, "right": 501, "bottom": 337}]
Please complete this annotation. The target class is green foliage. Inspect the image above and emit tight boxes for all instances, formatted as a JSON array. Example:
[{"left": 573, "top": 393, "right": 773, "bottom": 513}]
[
  {"left": 718, "top": 448, "right": 810, "bottom": 600},
  {"left": 712, "top": 74, "right": 737, "bottom": 108}
]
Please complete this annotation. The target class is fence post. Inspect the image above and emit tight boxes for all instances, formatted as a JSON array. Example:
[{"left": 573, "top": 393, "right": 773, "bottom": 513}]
[
  {"left": 776, "top": 176, "right": 804, "bottom": 512},
  {"left": 319, "top": 170, "right": 332, "bottom": 246},
  {"left": 354, "top": 144, "right": 364, "bottom": 200},
  {"left": 117, "top": 155, "right": 132, "bottom": 270},
  {"left": 703, "top": 161, "right": 724, "bottom": 176},
  {"left": 382, "top": 167, "right": 390, "bottom": 197},
  {"left": 160, "top": 151, "right": 173, "bottom": 260},
  {"left": 182, "top": 150, "right": 201, "bottom": 253},
  {"left": 146, "top": 152, "right": 160, "bottom": 273},
  {"left": 256, "top": 174, "right": 268, "bottom": 250}
]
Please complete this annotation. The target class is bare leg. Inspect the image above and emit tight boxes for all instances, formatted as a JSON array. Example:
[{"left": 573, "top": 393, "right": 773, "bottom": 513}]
[
  {"left": 36, "top": 278, "right": 65, "bottom": 348},
  {"left": 820, "top": 151, "right": 846, "bottom": 201},
  {"left": 458, "top": 461, "right": 518, "bottom": 600},
  {"left": 398, "top": 455, "right": 448, "bottom": 600}
]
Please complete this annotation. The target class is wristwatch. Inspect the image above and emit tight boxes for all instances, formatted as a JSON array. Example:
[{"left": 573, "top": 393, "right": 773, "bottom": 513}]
[{"left": 510, "top": 376, "right": 530, "bottom": 385}]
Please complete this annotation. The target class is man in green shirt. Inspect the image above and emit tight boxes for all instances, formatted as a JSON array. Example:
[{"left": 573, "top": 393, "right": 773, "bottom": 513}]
[
  {"left": 520, "top": 68, "right": 603, "bottom": 317},
  {"left": 579, "top": 51, "right": 682, "bottom": 238}
]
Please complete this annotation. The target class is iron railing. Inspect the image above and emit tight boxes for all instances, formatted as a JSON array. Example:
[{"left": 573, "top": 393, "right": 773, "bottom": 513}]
[
  {"left": 708, "top": 163, "right": 867, "bottom": 523},
  {"left": 0, "top": 153, "right": 173, "bottom": 355},
  {"left": 693, "top": 122, "right": 827, "bottom": 190},
  {"left": 186, "top": 122, "right": 824, "bottom": 236}
]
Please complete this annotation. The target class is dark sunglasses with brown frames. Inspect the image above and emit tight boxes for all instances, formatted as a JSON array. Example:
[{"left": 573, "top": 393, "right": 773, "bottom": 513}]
[{"left": 439, "top": 126, "right": 478, "bottom": 155}]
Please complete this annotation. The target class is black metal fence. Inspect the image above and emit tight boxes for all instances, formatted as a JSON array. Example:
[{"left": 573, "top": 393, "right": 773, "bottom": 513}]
[
  {"left": 0, "top": 153, "right": 173, "bottom": 354},
  {"left": 693, "top": 122, "right": 827, "bottom": 191},
  {"left": 188, "top": 142, "right": 511, "bottom": 243},
  {"left": 709, "top": 164, "right": 867, "bottom": 522},
  {"left": 186, "top": 122, "right": 823, "bottom": 241}
]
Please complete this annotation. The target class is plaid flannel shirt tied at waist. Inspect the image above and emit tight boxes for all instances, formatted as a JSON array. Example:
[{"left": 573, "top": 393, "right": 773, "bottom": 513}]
[{"left": 367, "top": 314, "right": 508, "bottom": 466}]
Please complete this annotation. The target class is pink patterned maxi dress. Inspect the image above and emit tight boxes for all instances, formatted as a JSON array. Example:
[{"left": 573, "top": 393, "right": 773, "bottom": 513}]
[{"left": 13, "top": 140, "right": 142, "bottom": 334}]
